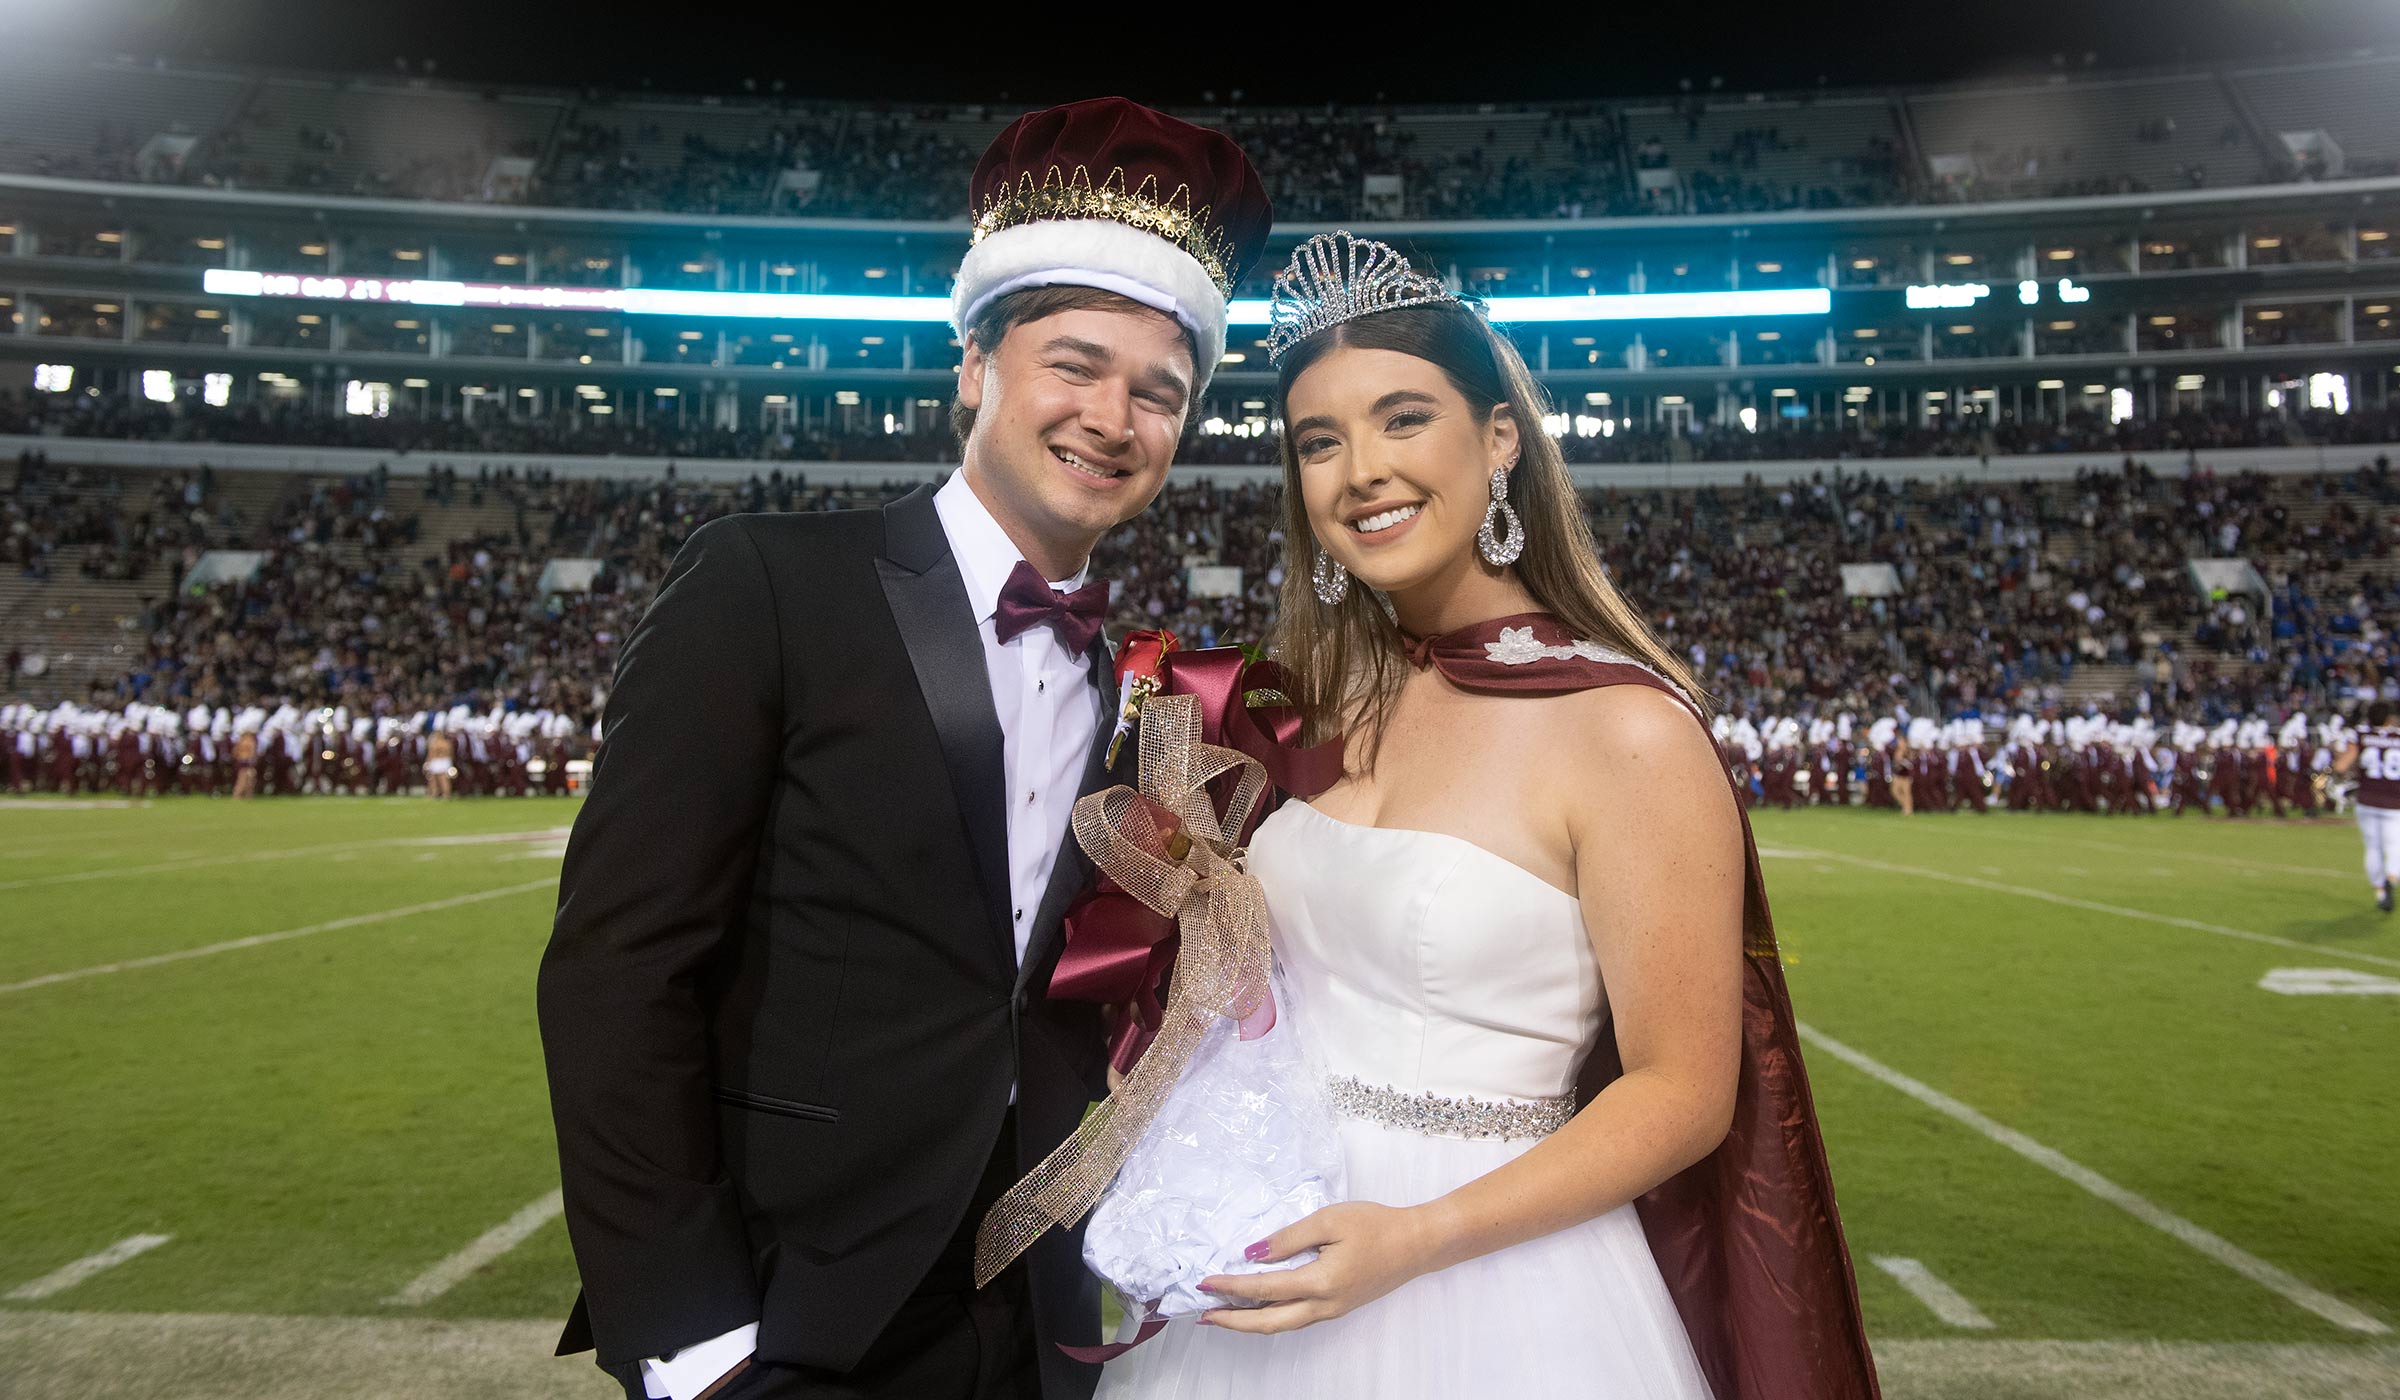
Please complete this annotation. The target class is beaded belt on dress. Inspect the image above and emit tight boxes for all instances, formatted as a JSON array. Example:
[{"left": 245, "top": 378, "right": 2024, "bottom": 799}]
[{"left": 1325, "top": 1075, "right": 1577, "bottom": 1141}]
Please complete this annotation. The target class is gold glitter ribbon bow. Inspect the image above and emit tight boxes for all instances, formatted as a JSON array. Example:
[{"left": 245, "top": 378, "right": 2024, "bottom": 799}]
[{"left": 973, "top": 691, "right": 1272, "bottom": 1287}]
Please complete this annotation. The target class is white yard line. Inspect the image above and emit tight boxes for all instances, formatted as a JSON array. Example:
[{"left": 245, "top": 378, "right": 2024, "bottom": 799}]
[
  {"left": 381, "top": 1190, "right": 565, "bottom": 1307},
  {"left": 1799, "top": 1022, "right": 2389, "bottom": 1336},
  {"left": 1961, "top": 823, "right": 2355, "bottom": 881},
  {"left": 0, "top": 879, "right": 557, "bottom": 995},
  {"left": 4, "top": 1235, "right": 172, "bottom": 1301},
  {"left": 0, "top": 827, "right": 574, "bottom": 894},
  {"left": 1871, "top": 1255, "right": 1996, "bottom": 1329},
  {"left": 1776, "top": 844, "right": 2400, "bottom": 972},
  {"left": 0, "top": 837, "right": 401, "bottom": 893}
]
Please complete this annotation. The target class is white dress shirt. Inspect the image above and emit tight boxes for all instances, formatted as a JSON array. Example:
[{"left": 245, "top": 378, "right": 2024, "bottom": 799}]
[
  {"left": 935, "top": 469, "right": 1108, "bottom": 967},
  {"left": 642, "top": 473, "right": 1104, "bottom": 1400}
]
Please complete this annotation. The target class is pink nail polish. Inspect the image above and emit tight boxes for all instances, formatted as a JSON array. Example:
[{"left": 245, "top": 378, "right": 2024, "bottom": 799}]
[{"left": 1242, "top": 1241, "right": 1272, "bottom": 1262}]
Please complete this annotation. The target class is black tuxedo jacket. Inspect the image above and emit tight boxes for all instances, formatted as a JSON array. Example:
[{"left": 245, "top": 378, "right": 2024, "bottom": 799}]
[{"left": 538, "top": 487, "right": 1114, "bottom": 1399}]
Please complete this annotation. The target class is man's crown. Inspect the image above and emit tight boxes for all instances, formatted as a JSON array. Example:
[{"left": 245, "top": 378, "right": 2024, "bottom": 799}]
[{"left": 1265, "top": 231, "right": 1464, "bottom": 366}]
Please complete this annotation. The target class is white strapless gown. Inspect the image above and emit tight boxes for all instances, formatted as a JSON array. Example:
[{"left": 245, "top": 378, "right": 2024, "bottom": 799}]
[{"left": 1097, "top": 801, "right": 1715, "bottom": 1400}]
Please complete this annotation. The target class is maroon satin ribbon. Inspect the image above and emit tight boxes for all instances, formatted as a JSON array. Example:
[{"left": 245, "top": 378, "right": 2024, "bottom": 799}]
[
  {"left": 1049, "top": 646, "right": 1341, "bottom": 1074},
  {"left": 1054, "top": 876, "right": 1178, "bottom": 1075}
]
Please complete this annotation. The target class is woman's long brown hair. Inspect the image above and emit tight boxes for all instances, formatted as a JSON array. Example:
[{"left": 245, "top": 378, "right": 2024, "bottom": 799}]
[{"left": 1269, "top": 301, "right": 1711, "bottom": 762}]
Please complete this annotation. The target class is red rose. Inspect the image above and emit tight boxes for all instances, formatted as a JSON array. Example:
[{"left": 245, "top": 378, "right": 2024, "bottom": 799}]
[{"left": 1115, "top": 628, "right": 1179, "bottom": 691}]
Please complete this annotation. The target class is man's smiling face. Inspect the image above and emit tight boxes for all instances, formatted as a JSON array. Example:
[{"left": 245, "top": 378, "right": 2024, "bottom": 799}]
[{"left": 955, "top": 300, "right": 1195, "bottom": 556}]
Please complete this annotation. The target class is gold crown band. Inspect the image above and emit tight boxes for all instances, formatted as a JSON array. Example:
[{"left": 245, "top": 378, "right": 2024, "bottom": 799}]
[{"left": 972, "top": 165, "right": 1237, "bottom": 295}]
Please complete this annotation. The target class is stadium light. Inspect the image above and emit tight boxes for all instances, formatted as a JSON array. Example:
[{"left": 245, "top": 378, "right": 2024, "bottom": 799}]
[{"left": 201, "top": 269, "right": 1830, "bottom": 327}]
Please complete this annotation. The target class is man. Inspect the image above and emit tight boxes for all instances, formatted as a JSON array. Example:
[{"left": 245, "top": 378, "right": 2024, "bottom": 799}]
[
  {"left": 539, "top": 98, "right": 1269, "bottom": 1400},
  {"left": 1908, "top": 715, "right": 1945, "bottom": 813},
  {"left": 1759, "top": 717, "right": 1798, "bottom": 810},
  {"left": 2235, "top": 713, "right": 2273, "bottom": 816},
  {"left": 2313, "top": 714, "right": 2344, "bottom": 814},
  {"left": 2333, "top": 701, "right": 2400, "bottom": 913},
  {"left": 2278, "top": 710, "right": 2315, "bottom": 816},
  {"left": 1829, "top": 710, "right": 1855, "bottom": 807},
  {"left": 1949, "top": 718, "right": 1990, "bottom": 813},
  {"left": 1864, "top": 715, "right": 1896, "bottom": 809}
]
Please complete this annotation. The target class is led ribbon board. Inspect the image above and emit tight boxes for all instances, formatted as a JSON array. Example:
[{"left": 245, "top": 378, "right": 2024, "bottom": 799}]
[
  {"left": 1906, "top": 279, "right": 2090, "bottom": 309},
  {"left": 202, "top": 270, "right": 1830, "bottom": 326}
]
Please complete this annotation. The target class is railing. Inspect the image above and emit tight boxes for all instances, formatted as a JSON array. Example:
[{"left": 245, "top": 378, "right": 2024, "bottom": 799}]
[
  {"left": 5, "top": 167, "right": 2400, "bottom": 243},
  {"left": 4, "top": 433, "right": 2395, "bottom": 490}
]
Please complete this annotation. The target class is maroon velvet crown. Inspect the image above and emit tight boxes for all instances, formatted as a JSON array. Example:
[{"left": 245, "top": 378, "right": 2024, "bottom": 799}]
[{"left": 968, "top": 97, "right": 1272, "bottom": 294}]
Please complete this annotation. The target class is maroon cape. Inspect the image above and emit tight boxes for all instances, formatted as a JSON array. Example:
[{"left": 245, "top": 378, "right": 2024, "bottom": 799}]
[{"left": 1404, "top": 613, "right": 1881, "bottom": 1400}]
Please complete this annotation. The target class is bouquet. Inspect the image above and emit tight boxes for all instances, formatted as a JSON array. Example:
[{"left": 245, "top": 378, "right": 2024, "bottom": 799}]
[
  {"left": 972, "top": 644, "right": 1348, "bottom": 1354},
  {"left": 1083, "top": 960, "right": 1343, "bottom": 1328}
]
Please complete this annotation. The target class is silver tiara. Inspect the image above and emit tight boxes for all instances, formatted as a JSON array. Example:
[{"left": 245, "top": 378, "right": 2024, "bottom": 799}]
[{"left": 1265, "top": 231, "right": 1464, "bottom": 366}]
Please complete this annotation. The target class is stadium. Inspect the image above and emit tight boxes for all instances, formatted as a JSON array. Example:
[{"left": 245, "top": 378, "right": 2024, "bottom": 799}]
[{"left": 3, "top": 4, "right": 2398, "bottom": 1397}]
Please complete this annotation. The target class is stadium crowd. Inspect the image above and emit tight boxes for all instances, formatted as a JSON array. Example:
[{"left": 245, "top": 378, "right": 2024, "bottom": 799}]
[
  {"left": 5, "top": 434, "right": 2395, "bottom": 808},
  {"left": 2, "top": 459, "right": 227, "bottom": 583}
]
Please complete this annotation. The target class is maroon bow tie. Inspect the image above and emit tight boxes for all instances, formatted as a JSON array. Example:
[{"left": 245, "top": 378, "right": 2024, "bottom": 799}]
[{"left": 993, "top": 559, "right": 1109, "bottom": 654}]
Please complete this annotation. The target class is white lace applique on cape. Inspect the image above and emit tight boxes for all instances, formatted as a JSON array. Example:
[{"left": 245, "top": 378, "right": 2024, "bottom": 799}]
[{"left": 1481, "top": 625, "right": 1698, "bottom": 711}]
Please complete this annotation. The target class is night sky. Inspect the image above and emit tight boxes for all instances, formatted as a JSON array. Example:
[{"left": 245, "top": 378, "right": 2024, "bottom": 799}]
[{"left": 5, "top": 0, "right": 2399, "bottom": 105}]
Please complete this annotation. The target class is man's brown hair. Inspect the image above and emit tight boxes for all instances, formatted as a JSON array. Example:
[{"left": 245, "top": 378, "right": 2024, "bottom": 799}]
[{"left": 949, "top": 285, "right": 1201, "bottom": 446}]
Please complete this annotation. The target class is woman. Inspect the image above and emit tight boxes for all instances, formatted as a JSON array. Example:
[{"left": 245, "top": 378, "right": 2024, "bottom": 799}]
[
  {"left": 423, "top": 723, "right": 455, "bottom": 800},
  {"left": 1098, "top": 234, "right": 1875, "bottom": 1399}
]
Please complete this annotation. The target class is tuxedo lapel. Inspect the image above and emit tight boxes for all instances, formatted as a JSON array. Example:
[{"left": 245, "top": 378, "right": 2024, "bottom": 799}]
[
  {"left": 877, "top": 488, "right": 1014, "bottom": 980},
  {"left": 1016, "top": 633, "right": 1119, "bottom": 1000}
]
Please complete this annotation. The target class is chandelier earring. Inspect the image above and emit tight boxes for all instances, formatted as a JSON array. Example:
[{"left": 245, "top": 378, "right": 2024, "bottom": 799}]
[
  {"left": 1311, "top": 547, "right": 1351, "bottom": 606},
  {"left": 1477, "top": 463, "right": 1526, "bottom": 567}
]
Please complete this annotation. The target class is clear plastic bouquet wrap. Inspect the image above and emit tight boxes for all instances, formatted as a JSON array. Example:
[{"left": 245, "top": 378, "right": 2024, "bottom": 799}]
[
  {"left": 1082, "top": 961, "right": 1346, "bottom": 1326},
  {"left": 969, "top": 685, "right": 1349, "bottom": 1349}
]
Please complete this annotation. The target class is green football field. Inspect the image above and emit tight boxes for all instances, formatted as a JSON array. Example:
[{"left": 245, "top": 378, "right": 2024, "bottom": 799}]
[{"left": 2, "top": 795, "right": 2397, "bottom": 1397}]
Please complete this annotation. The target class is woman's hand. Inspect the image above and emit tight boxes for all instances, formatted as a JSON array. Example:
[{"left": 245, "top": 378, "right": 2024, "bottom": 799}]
[{"left": 1194, "top": 1201, "right": 1444, "bottom": 1334}]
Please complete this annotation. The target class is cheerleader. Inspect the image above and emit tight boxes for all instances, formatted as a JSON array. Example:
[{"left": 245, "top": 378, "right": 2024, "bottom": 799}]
[{"left": 424, "top": 721, "right": 457, "bottom": 800}]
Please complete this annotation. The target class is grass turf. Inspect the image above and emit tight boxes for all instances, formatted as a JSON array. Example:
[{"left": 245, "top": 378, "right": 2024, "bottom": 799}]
[{"left": 0, "top": 796, "right": 2393, "bottom": 1351}]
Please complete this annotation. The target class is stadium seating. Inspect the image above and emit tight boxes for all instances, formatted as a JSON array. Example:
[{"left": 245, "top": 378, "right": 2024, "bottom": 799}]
[
  {"left": 228, "top": 76, "right": 563, "bottom": 200},
  {"left": 12, "top": 51, "right": 2400, "bottom": 219},
  {"left": 1617, "top": 94, "right": 1907, "bottom": 212},
  {"left": 0, "top": 56, "right": 250, "bottom": 182},
  {"left": 546, "top": 96, "right": 847, "bottom": 215},
  {"left": 1905, "top": 71, "right": 2263, "bottom": 199},
  {"left": 2234, "top": 53, "right": 2400, "bottom": 175}
]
